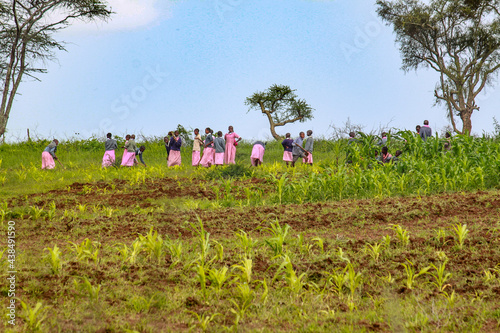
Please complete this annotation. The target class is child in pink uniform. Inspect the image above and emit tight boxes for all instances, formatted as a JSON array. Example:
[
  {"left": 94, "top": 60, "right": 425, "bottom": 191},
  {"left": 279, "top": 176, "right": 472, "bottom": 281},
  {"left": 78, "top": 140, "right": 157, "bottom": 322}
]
[
  {"left": 42, "top": 139, "right": 59, "bottom": 169},
  {"left": 214, "top": 131, "right": 225, "bottom": 166},
  {"left": 250, "top": 141, "right": 266, "bottom": 166},
  {"left": 192, "top": 128, "right": 203, "bottom": 166},
  {"left": 224, "top": 126, "right": 241, "bottom": 164},
  {"left": 281, "top": 133, "right": 293, "bottom": 166},
  {"left": 200, "top": 128, "right": 215, "bottom": 167}
]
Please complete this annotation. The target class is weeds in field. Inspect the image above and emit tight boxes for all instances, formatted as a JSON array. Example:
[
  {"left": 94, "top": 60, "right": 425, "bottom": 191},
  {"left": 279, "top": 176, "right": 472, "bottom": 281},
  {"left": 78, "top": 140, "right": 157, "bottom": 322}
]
[
  {"left": 128, "top": 293, "right": 163, "bottom": 313},
  {"left": 401, "top": 259, "right": 430, "bottom": 290},
  {"left": 44, "top": 245, "right": 63, "bottom": 275},
  {"left": 20, "top": 300, "right": 49, "bottom": 332},
  {"left": 452, "top": 223, "right": 469, "bottom": 250},
  {"left": 73, "top": 277, "right": 101, "bottom": 302}
]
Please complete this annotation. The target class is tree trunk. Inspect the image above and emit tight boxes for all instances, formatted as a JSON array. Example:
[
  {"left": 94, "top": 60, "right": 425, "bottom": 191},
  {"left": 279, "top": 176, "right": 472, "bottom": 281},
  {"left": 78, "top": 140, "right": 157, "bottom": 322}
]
[
  {"left": 460, "top": 110, "right": 473, "bottom": 135},
  {"left": 0, "top": 115, "right": 7, "bottom": 138},
  {"left": 269, "top": 122, "right": 281, "bottom": 141}
]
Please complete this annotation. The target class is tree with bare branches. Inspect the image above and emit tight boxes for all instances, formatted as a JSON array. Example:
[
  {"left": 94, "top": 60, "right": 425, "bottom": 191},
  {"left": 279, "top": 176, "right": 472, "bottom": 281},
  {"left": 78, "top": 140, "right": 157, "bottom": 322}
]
[
  {"left": 0, "top": 0, "right": 112, "bottom": 137},
  {"left": 245, "top": 84, "right": 314, "bottom": 140},
  {"left": 377, "top": 0, "right": 500, "bottom": 134}
]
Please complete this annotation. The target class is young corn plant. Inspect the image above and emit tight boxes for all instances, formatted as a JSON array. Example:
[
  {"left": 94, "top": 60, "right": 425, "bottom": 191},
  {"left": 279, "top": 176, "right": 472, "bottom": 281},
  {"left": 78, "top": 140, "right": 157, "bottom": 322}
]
[
  {"left": 401, "top": 259, "right": 430, "bottom": 290},
  {"left": 165, "top": 238, "right": 183, "bottom": 267},
  {"left": 186, "top": 311, "right": 220, "bottom": 332},
  {"left": 235, "top": 230, "right": 257, "bottom": 258},
  {"left": 312, "top": 237, "right": 325, "bottom": 254},
  {"left": 138, "top": 227, "right": 165, "bottom": 265},
  {"left": 452, "top": 223, "right": 469, "bottom": 250},
  {"left": 232, "top": 258, "right": 253, "bottom": 284},
  {"left": 429, "top": 261, "right": 452, "bottom": 292},
  {"left": 73, "top": 277, "right": 101, "bottom": 302},
  {"left": 68, "top": 238, "right": 101, "bottom": 264},
  {"left": 365, "top": 242, "right": 384, "bottom": 262},
  {"left": 263, "top": 219, "right": 291, "bottom": 257},
  {"left": 389, "top": 224, "right": 410, "bottom": 247},
  {"left": 230, "top": 282, "right": 255, "bottom": 327},
  {"left": 29, "top": 206, "right": 44, "bottom": 221},
  {"left": 273, "top": 255, "right": 307, "bottom": 295},
  {"left": 20, "top": 300, "right": 49, "bottom": 332},
  {"left": 195, "top": 263, "right": 209, "bottom": 301},
  {"left": 44, "top": 245, "right": 63, "bottom": 275},
  {"left": 344, "top": 263, "right": 363, "bottom": 301},
  {"left": 207, "top": 266, "right": 229, "bottom": 293},
  {"left": 115, "top": 239, "right": 143, "bottom": 265},
  {"left": 189, "top": 216, "right": 212, "bottom": 267}
]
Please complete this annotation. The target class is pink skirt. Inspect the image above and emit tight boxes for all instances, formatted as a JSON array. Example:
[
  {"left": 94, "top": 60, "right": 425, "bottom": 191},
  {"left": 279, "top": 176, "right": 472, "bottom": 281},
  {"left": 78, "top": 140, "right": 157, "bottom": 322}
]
[
  {"left": 283, "top": 151, "right": 293, "bottom": 162},
  {"left": 42, "top": 151, "right": 55, "bottom": 169},
  {"left": 168, "top": 150, "right": 182, "bottom": 167},
  {"left": 121, "top": 151, "right": 136, "bottom": 166},
  {"left": 200, "top": 147, "right": 214, "bottom": 167},
  {"left": 250, "top": 145, "right": 265, "bottom": 164},
  {"left": 214, "top": 152, "right": 224, "bottom": 165},
  {"left": 192, "top": 150, "right": 201, "bottom": 166},
  {"left": 303, "top": 153, "right": 313, "bottom": 164},
  {"left": 102, "top": 150, "right": 115, "bottom": 167},
  {"left": 225, "top": 143, "right": 237, "bottom": 164}
]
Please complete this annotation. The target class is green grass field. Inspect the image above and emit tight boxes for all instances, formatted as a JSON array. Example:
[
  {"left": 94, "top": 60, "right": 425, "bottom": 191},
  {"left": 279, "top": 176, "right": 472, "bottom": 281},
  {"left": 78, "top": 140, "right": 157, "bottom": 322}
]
[{"left": 1, "top": 134, "right": 500, "bottom": 332}]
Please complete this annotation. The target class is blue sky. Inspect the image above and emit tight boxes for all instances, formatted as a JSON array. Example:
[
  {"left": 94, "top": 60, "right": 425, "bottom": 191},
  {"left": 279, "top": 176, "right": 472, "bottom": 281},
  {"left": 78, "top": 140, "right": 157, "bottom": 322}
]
[{"left": 6, "top": 0, "right": 500, "bottom": 141}]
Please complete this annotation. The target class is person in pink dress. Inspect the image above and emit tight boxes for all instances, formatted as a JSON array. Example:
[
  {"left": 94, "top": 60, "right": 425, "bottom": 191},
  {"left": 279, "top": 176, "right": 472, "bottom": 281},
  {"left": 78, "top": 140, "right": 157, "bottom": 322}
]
[
  {"left": 168, "top": 131, "right": 182, "bottom": 167},
  {"left": 250, "top": 141, "right": 266, "bottom": 166},
  {"left": 214, "top": 131, "right": 225, "bottom": 166},
  {"left": 192, "top": 128, "right": 203, "bottom": 166},
  {"left": 102, "top": 133, "right": 117, "bottom": 167},
  {"left": 42, "top": 139, "right": 59, "bottom": 169},
  {"left": 224, "top": 126, "right": 242, "bottom": 164},
  {"left": 281, "top": 133, "right": 293, "bottom": 166},
  {"left": 199, "top": 128, "right": 215, "bottom": 167}
]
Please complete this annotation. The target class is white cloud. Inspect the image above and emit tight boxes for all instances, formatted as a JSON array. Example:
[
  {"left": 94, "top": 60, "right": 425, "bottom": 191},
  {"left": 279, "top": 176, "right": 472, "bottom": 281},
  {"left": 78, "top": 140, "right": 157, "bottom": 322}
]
[{"left": 64, "top": 0, "right": 174, "bottom": 33}]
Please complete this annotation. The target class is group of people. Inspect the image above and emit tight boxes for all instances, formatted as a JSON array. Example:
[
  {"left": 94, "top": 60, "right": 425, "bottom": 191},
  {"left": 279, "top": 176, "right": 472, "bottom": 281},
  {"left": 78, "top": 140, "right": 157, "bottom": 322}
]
[{"left": 41, "top": 120, "right": 442, "bottom": 170}]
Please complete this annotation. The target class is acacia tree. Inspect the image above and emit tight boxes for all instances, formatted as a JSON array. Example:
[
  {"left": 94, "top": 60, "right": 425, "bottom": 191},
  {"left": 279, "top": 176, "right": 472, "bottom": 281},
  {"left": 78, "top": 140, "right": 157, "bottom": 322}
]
[
  {"left": 0, "top": 0, "right": 112, "bottom": 137},
  {"left": 245, "top": 84, "right": 314, "bottom": 140},
  {"left": 376, "top": 0, "right": 500, "bottom": 134}
]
